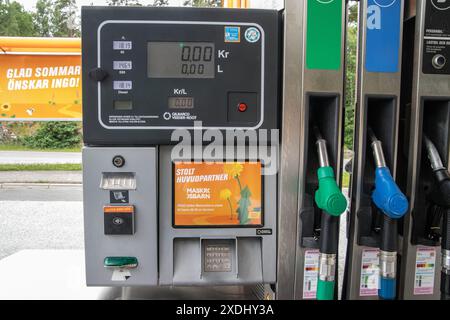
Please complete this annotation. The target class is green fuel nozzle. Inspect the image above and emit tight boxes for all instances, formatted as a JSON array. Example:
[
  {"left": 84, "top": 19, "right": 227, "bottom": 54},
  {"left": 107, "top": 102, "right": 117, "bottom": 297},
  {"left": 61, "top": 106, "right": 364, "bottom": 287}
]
[
  {"left": 314, "top": 127, "right": 347, "bottom": 217},
  {"left": 313, "top": 126, "right": 347, "bottom": 300}
]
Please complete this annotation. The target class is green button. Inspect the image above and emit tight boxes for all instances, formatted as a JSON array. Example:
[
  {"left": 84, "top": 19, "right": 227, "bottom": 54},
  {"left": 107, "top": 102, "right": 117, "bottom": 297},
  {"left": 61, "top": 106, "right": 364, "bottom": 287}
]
[{"left": 104, "top": 257, "right": 138, "bottom": 269}]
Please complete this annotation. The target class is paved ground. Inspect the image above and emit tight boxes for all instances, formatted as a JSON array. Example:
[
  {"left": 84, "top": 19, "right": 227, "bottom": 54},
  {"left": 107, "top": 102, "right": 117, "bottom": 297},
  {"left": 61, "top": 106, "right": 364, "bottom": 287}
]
[
  {"left": 0, "top": 184, "right": 82, "bottom": 201},
  {"left": 0, "top": 151, "right": 81, "bottom": 164},
  {"left": 0, "top": 195, "right": 83, "bottom": 260}
]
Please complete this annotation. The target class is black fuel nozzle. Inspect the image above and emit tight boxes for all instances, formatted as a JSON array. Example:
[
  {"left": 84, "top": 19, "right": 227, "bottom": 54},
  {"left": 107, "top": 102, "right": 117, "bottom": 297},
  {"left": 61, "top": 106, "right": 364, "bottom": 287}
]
[
  {"left": 422, "top": 134, "right": 450, "bottom": 300},
  {"left": 423, "top": 135, "right": 450, "bottom": 208}
]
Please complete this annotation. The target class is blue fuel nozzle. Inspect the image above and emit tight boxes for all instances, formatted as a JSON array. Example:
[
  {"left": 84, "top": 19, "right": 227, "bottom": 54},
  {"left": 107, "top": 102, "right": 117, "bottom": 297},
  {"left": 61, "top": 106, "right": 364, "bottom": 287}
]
[
  {"left": 368, "top": 129, "right": 408, "bottom": 219},
  {"left": 372, "top": 166, "right": 408, "bottom": 219}
]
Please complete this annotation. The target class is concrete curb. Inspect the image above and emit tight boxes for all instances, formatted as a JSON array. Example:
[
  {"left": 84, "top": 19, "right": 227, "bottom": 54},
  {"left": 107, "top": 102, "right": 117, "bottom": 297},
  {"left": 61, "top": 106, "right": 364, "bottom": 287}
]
[{"left": 0, "top": 183, "right": 82, "bottom": 189}]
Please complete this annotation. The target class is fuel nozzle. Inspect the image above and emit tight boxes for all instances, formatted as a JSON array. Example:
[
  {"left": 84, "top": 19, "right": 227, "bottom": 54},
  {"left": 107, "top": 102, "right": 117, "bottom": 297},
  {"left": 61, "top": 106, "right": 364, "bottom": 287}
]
[
  {"left": 314, "top": 126, "right": 347, "bottom": 217},
  {"left": 423, "top": 134, "right": 450, "bottom": 207},
  {"left": 368, "top": 128, "right": 408, "bottom": 300},
  {"left": 368, "top": 128, "right": 408, "bottom": 219},
  {"left": 313, "top": 126, "right": 347, "bottom": 300},
  {"left": 422, "top": 135, "right": 450, "bottom": 300}
]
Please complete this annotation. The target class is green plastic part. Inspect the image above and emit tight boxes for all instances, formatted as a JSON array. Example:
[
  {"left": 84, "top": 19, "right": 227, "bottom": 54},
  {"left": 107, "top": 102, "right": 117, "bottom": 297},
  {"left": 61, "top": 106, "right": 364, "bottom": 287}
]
[
  {"left": 315, "top": 166, "right": 347, "bottom": 216},
  {"left": 104, "top": 256, "right": 138, "bottom": 268},
  {"left": 306, "top": 0, "right": 343, "bottom": 70},
  {"left": 317, "top": 279, "right": 335, "bottom": 300}
]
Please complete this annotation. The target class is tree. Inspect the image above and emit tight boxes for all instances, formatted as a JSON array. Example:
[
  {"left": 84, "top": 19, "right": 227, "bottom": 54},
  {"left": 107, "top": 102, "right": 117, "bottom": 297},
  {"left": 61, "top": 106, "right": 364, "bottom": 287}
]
[
  {"left": 51, "top": 0, "right": 79, "bottom": 37},
  {"left": 0, "top": 1, "right": 35, "bottom": 36},
  {"left": 33, "top": 0, "right": 80, "bottom": 37},
  {"left": 33, "top": 0, "right": 52, "bottom": 36},
  {"left": 107, "top": 0, "right": 142, "bottom": 5},
  {"left": 183, "top": 0, "right": 222, "bottom": 7},
  {"left": 344, "top": 7, "right": 358, "bottom": 149},
  {"left": 152, "top": 0, "right": 169, "bottom": 6}
]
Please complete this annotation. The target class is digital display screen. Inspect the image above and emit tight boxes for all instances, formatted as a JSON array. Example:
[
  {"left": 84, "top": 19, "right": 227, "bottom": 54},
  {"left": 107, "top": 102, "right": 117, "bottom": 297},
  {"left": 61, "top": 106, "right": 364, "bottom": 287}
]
[
  {"left": 114, "top": 100, "right": 133, "bottom": 110},
  {"left": 173, "top": 162, "right": 263, "bottom": 227},
  {"left": 168, "top": 97, "right": 194, "bottom": 109},
  {"left": 148, "top": 42, "right": 215, "bottom": 78}
]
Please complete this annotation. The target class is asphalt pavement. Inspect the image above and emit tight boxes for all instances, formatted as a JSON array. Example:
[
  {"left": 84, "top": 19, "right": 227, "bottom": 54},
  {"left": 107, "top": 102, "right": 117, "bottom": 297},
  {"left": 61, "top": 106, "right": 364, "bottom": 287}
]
[{"left": 0, "top": 198, "right": 83, "bottom": 260}]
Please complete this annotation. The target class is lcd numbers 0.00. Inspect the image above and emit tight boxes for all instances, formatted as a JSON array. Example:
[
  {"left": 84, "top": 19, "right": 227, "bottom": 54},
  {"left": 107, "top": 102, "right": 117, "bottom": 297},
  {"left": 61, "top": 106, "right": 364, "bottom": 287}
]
[{"left": 148, "top": 42, "right": 215, "bottom": 79}]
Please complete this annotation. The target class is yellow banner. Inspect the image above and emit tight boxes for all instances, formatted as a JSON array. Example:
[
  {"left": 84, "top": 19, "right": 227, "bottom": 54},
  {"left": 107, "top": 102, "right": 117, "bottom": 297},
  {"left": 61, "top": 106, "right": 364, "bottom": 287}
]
[
  {"left": 174, "top": 161, "right": 263, "bottom": 227},
  {"left": 0, "top": 54, "right": 82, "bottom": 120}
]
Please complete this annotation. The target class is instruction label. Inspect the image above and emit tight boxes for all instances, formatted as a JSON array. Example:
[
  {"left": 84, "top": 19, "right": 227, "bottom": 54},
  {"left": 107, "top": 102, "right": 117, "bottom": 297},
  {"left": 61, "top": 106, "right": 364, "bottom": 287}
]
[
  {"left": 414, "top": 247, "right": 436, "bottom": 295},
  {"left": 359, "top": 248, "right": 380, "bottom": 296},
  {"left": 302, "top": 249, "right": 320, "bottom": 299},
  {"left": 423, "top": 0, "right": 450, "bottom": 75}
]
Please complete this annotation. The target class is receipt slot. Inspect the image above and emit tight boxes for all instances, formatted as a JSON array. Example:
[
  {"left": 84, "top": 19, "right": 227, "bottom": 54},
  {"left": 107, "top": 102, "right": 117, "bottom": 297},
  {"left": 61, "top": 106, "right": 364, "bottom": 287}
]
[
  {"left": 397, "top": 0, "right": 450, "bottom": 300},
  {"left": 81, "top": 6, "right": 280, "bottom": 291},
  {"left": 277, "top": 0, "right": 347, "bottom": 300},
  {"left": 343, "top": 0, "right": 405, "bottom": 300}
]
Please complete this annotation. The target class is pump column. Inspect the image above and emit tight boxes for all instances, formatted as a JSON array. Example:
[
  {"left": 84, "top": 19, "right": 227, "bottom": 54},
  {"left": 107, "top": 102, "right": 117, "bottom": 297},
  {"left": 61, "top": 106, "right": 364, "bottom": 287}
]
[
  {"left": 277, "top": 0, "right": 347, "bottom": 300},
  {"left": 398, "top": 0, "right": 450, "bottom": 300},
  {"left": 343, "top": 0, "right": 405, "bottom": 300}
]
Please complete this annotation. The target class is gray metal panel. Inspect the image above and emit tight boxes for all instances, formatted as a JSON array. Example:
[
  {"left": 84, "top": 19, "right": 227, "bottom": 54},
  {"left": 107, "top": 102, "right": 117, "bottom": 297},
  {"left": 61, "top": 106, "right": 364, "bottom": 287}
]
[
  {"left": 83, "top": 147, "right": 158, "bottom": 286},
  {"left": 276, "top": 0, "right": 305, "bottom": 300},
  {"left": 158, "top": 146, "right": 277, "bottom": 286},
  {"left": 399, "top": 0, "right": 450, "bottom": 300},
  {"left": 345, "top": 0, "right": 405, "bottom": 300}
]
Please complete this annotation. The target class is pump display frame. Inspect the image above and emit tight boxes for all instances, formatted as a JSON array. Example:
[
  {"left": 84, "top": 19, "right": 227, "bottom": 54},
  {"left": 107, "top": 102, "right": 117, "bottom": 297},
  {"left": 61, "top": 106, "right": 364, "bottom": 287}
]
[{"left": 82, "top": 6, "right": 281, "bottom": 145}]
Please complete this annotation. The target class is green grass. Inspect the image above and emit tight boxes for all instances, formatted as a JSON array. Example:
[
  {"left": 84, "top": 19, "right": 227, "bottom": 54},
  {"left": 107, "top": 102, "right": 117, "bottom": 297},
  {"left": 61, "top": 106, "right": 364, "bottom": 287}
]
[
  {"left": 0, "top": 144, "right": 81, "bottom": 152},
  {"left": 0, "top": 163, "right": 82, "bottom": 171},
  {"left": 342, "top": 172, "right": 350, "bottom": 188}
]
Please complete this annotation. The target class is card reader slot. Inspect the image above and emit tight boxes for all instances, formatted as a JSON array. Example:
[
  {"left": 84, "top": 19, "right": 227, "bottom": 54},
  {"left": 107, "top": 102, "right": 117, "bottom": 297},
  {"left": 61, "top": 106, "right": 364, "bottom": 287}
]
[{"left": 100, "top": 172, "right": 137, "bottom": 190}]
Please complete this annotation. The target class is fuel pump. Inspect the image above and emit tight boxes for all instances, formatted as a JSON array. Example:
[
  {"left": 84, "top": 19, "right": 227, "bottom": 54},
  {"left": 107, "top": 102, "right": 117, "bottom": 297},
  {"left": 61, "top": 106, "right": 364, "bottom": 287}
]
[
  {"left": 313, "top": 127, "right": 347, "bottom": 300},
  {"left": 81, "top": 6, "right": 281, "bottom": 298},
  {"left": 367, "top": 128, "right": 408, "bottom": 300},
  {"left": 422, "top": 135, "right": 450, "bottom": 300},
  {"left": 397, "top": 0, "right": 450, "bottom": 300}
]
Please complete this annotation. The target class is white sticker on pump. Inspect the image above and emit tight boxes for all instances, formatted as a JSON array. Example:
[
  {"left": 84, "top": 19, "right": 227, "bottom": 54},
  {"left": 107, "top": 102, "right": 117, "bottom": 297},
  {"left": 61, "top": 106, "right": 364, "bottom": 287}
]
[
  {"left": 359, "top": 248, "right": 380, "bottom": 296},
  {"left": 111, "top": 269, "right": 131, "bottom": 281},
  {"left": 113, "top": 81, "right": 132, "bottom": 90},
  {"left": 413, "top": 246, "right": 436, "bottom": 295},
  {"left": 302, "top": 249, "right": 320, "bottom": 299}
]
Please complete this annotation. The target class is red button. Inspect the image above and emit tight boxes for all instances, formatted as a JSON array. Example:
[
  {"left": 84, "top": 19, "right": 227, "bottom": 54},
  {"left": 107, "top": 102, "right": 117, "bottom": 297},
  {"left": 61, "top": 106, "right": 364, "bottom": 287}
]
[{"left": 238, "top": 103, "right": 248, "bottom": 112}]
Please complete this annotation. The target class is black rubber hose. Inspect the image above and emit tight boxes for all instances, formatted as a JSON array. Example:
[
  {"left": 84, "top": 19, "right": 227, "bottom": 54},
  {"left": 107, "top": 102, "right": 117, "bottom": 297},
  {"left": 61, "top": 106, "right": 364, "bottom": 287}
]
[
  {"left": 440, "top": 272, "right": 450, "bottom": 300},
  {"left": 380, "top": 215, "right": 397, "bottom": 252},
  {"left": 319, "top": 213, "right": 339, "bottom": 254},
  {"left": 435, "top": 169, "right": 450, "bottom": 207},
  {"left": 443, "top": 209, "right": 450, "bottom": 251}
]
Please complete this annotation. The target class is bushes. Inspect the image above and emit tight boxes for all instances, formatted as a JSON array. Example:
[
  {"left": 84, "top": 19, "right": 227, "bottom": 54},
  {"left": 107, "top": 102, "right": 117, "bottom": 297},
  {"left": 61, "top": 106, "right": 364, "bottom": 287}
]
[{"left": 21, "top": 122, "right": 81, "bottom": 149}]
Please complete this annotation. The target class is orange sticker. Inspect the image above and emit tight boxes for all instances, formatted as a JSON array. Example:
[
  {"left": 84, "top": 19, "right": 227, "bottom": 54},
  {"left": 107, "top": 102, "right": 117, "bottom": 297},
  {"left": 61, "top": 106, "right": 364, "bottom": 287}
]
[
  {"left": 173, "top": 162, "right": 263, "bottom": 227},
  {"left": 104, "top": 206, "right": 134, "bottom": 214},
  {"left": 0, "top": 54, "right": 82, "bottom": 120}
]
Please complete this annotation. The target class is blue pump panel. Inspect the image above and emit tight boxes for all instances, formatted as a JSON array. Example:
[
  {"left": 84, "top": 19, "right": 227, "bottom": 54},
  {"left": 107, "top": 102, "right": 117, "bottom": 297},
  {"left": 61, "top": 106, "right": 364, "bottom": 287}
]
[{"left": 365, "top": 0, "right": 402, "bottom": 73}]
